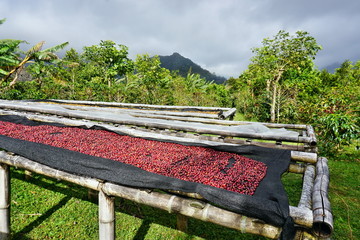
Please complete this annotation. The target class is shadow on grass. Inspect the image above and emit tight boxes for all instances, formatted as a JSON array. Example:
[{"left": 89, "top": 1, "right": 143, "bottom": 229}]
[{"left": 12, "top": 195, "right": 72, "bottom": 240}]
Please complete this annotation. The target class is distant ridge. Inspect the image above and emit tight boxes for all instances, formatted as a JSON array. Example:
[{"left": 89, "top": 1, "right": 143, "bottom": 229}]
[{"left": 159, "top": 52, "right": 227, "bottom": 84}]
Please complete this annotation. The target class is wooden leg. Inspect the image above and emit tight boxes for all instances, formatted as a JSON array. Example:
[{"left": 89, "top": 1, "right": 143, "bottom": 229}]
[
  {"left": 24, "top": 170, "right": 32, "bottom": 181},
  {"left": 88, "top": 189, "right": 98, "bottom": 203},
  {"left": 176, "top": 214, "right": 188, "bottom": 232},
  {"left": 99, "top": 189, "right": 115, "bottom": 240},
  {"left": 0, "top": 163, "right": 10, "bottom": 240}
]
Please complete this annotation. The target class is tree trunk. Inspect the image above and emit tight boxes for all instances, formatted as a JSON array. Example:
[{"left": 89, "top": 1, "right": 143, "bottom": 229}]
[
  {"left": 270, "top": 83, "right": 277, "bottom": 123},
  {"left": 270, "top": 71, "right": 283, "bottom": 123}
]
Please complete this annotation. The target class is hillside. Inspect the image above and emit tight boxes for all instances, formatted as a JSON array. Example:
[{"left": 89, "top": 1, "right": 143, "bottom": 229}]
[{"left": 159, "top": 52, "right": 227, "bottom": 84}]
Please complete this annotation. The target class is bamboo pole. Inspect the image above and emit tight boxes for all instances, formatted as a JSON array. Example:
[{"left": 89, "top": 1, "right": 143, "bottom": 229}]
[
  {"left": 290, "top": 151, "right": 317, "bottom": 164},
  {"left": 219, "top": 108, "right": 237, "bottom": 120},
  {"left": 289, "top": 206, "right": 313, "bottom": 228},
  {"left": 312, "top": 157, "right": 333, "bottom": 238},
  {"left": 298, "top": 165, "right": 315, "bottom": 209},
  {"left": 306, "top": 125, "right": 317, "bottom": 146},
  {"left": 288, "top": 163, "right": 306, "bottom": 174},
  {"left": 99, "top": 187, "right": 115, "bottom": 240},
  {"left": 0, "top": 163, "right": 10, "bottom": 240}
]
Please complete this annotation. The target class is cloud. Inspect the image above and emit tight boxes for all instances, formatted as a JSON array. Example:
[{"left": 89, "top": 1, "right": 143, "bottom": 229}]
[{"left": 1, "top": 0, "right": 359, "bottom": 77}]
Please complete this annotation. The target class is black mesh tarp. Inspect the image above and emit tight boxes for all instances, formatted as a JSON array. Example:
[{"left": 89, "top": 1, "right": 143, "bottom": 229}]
[{"left": 0, "top": 115, "right": 295, "bottom": 239}]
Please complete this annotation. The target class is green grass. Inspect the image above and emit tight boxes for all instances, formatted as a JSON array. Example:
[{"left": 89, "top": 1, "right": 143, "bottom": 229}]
[{"left": 8, "top": 145, "right": 360, "bottom": 239}]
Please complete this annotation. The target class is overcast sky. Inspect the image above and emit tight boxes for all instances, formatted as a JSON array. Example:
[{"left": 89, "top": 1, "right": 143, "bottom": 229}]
[{"left": 1, "top": 0, "right": 359, "bottom": 78}]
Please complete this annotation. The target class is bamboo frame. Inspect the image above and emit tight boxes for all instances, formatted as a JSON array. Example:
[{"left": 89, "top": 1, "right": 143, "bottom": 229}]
[{"left": 0, "top": 100, "right": 333, "bottom": 239}]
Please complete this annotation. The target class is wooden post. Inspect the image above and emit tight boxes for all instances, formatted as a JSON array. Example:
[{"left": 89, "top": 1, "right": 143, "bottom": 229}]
[
  {"left": 0, "top": 163, "right": 10, "bottom": 240},
  {"left": 98, "top": 188, "right": 115, "bottom": 240},
  {"left": 24, "top": 169, "right": 32, "bottom": 180},
  {"left": 176, "top": 214, "right": 188, "bottom": 232},
  {"left": 88, "top": 189, "right": 98, "bottom": 203}
]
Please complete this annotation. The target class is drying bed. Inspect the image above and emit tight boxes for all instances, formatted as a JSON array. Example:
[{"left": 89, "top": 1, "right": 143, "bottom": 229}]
[
  {"left": 0, "top": 120, "right": 267, "bottom": 195},
  {"left": 0, "top": 114, "right": 295, "bottom": 239}
]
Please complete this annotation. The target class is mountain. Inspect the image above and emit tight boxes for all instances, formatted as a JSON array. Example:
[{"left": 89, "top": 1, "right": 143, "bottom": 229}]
[
  {"left": 158, "top": 52, "right": 227, "bottom": 84},
  {"left": 323, "top": 62, "right": 341, "bottom": 73}
]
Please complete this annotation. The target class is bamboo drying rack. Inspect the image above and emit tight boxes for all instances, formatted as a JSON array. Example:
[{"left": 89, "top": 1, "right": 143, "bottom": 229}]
[{"left": 0, "top": 100, "right": 333, "bottom": 240}]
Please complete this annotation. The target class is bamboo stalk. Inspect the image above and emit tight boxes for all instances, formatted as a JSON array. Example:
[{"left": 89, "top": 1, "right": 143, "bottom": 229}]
[
  {"left": 298, "top": 165, "right": 315, "bottom": 209},
  {"left": 0, "top": 163, "right": 10, "bottom": 240},
  {"left": 288, "top": 163, "right": 306, "bottom": 174},
  {"left": 99, "top": 187, "right": 115, "bottom": 240},
  {"left": 290, "top": 151, "right": 317, "bottom": 164},
  {"left": 289, "top": 206, "right": 313, "bottom": 228},
  {"left": 312, "top": 157, "right": 333, "bottom": 238},
  {"left": 306, "top": 125, "right": 317, "bottom": 147},
  {"left": 219, "top": 108, "right": 237, "bottom": 120}
]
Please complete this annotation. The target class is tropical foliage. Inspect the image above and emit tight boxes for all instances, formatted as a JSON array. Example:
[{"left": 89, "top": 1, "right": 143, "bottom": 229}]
[{"left": 0, "top": 22, "right": 359, "bottom": 154}]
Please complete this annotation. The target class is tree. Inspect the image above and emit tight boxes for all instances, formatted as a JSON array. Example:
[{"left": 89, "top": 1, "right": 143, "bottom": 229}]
[
  {"left": 127, "top": 54, "right": 172, "bottom": 104},
  {"left": 82, "top": 40, "right": 133, "bottom": 88},
  {"left": 0, "top": 19, "right": 23, "bottom": 80},
  {"left": 249, "top": 30, "right": 322, "bottom": 122},
  {"left": 2, "top": 40, "right": 69, "bottom": 87}
]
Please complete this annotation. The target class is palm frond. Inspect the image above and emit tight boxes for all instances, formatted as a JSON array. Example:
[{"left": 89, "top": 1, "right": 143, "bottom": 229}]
[
  {"left": 42, "top": 42, "right": 69, "bottom": 53},
  {"left": 0, "top": 68, "right": 9, "bottom": 76},
  {"left": 26, "top": 41, "right": 45, "bottom": 56},
  {"left": 36, "top": 51, "right": 58, "bottom": 61},
  {"left": 0, "top": 55, "right": 20, "bottom": 65}
]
